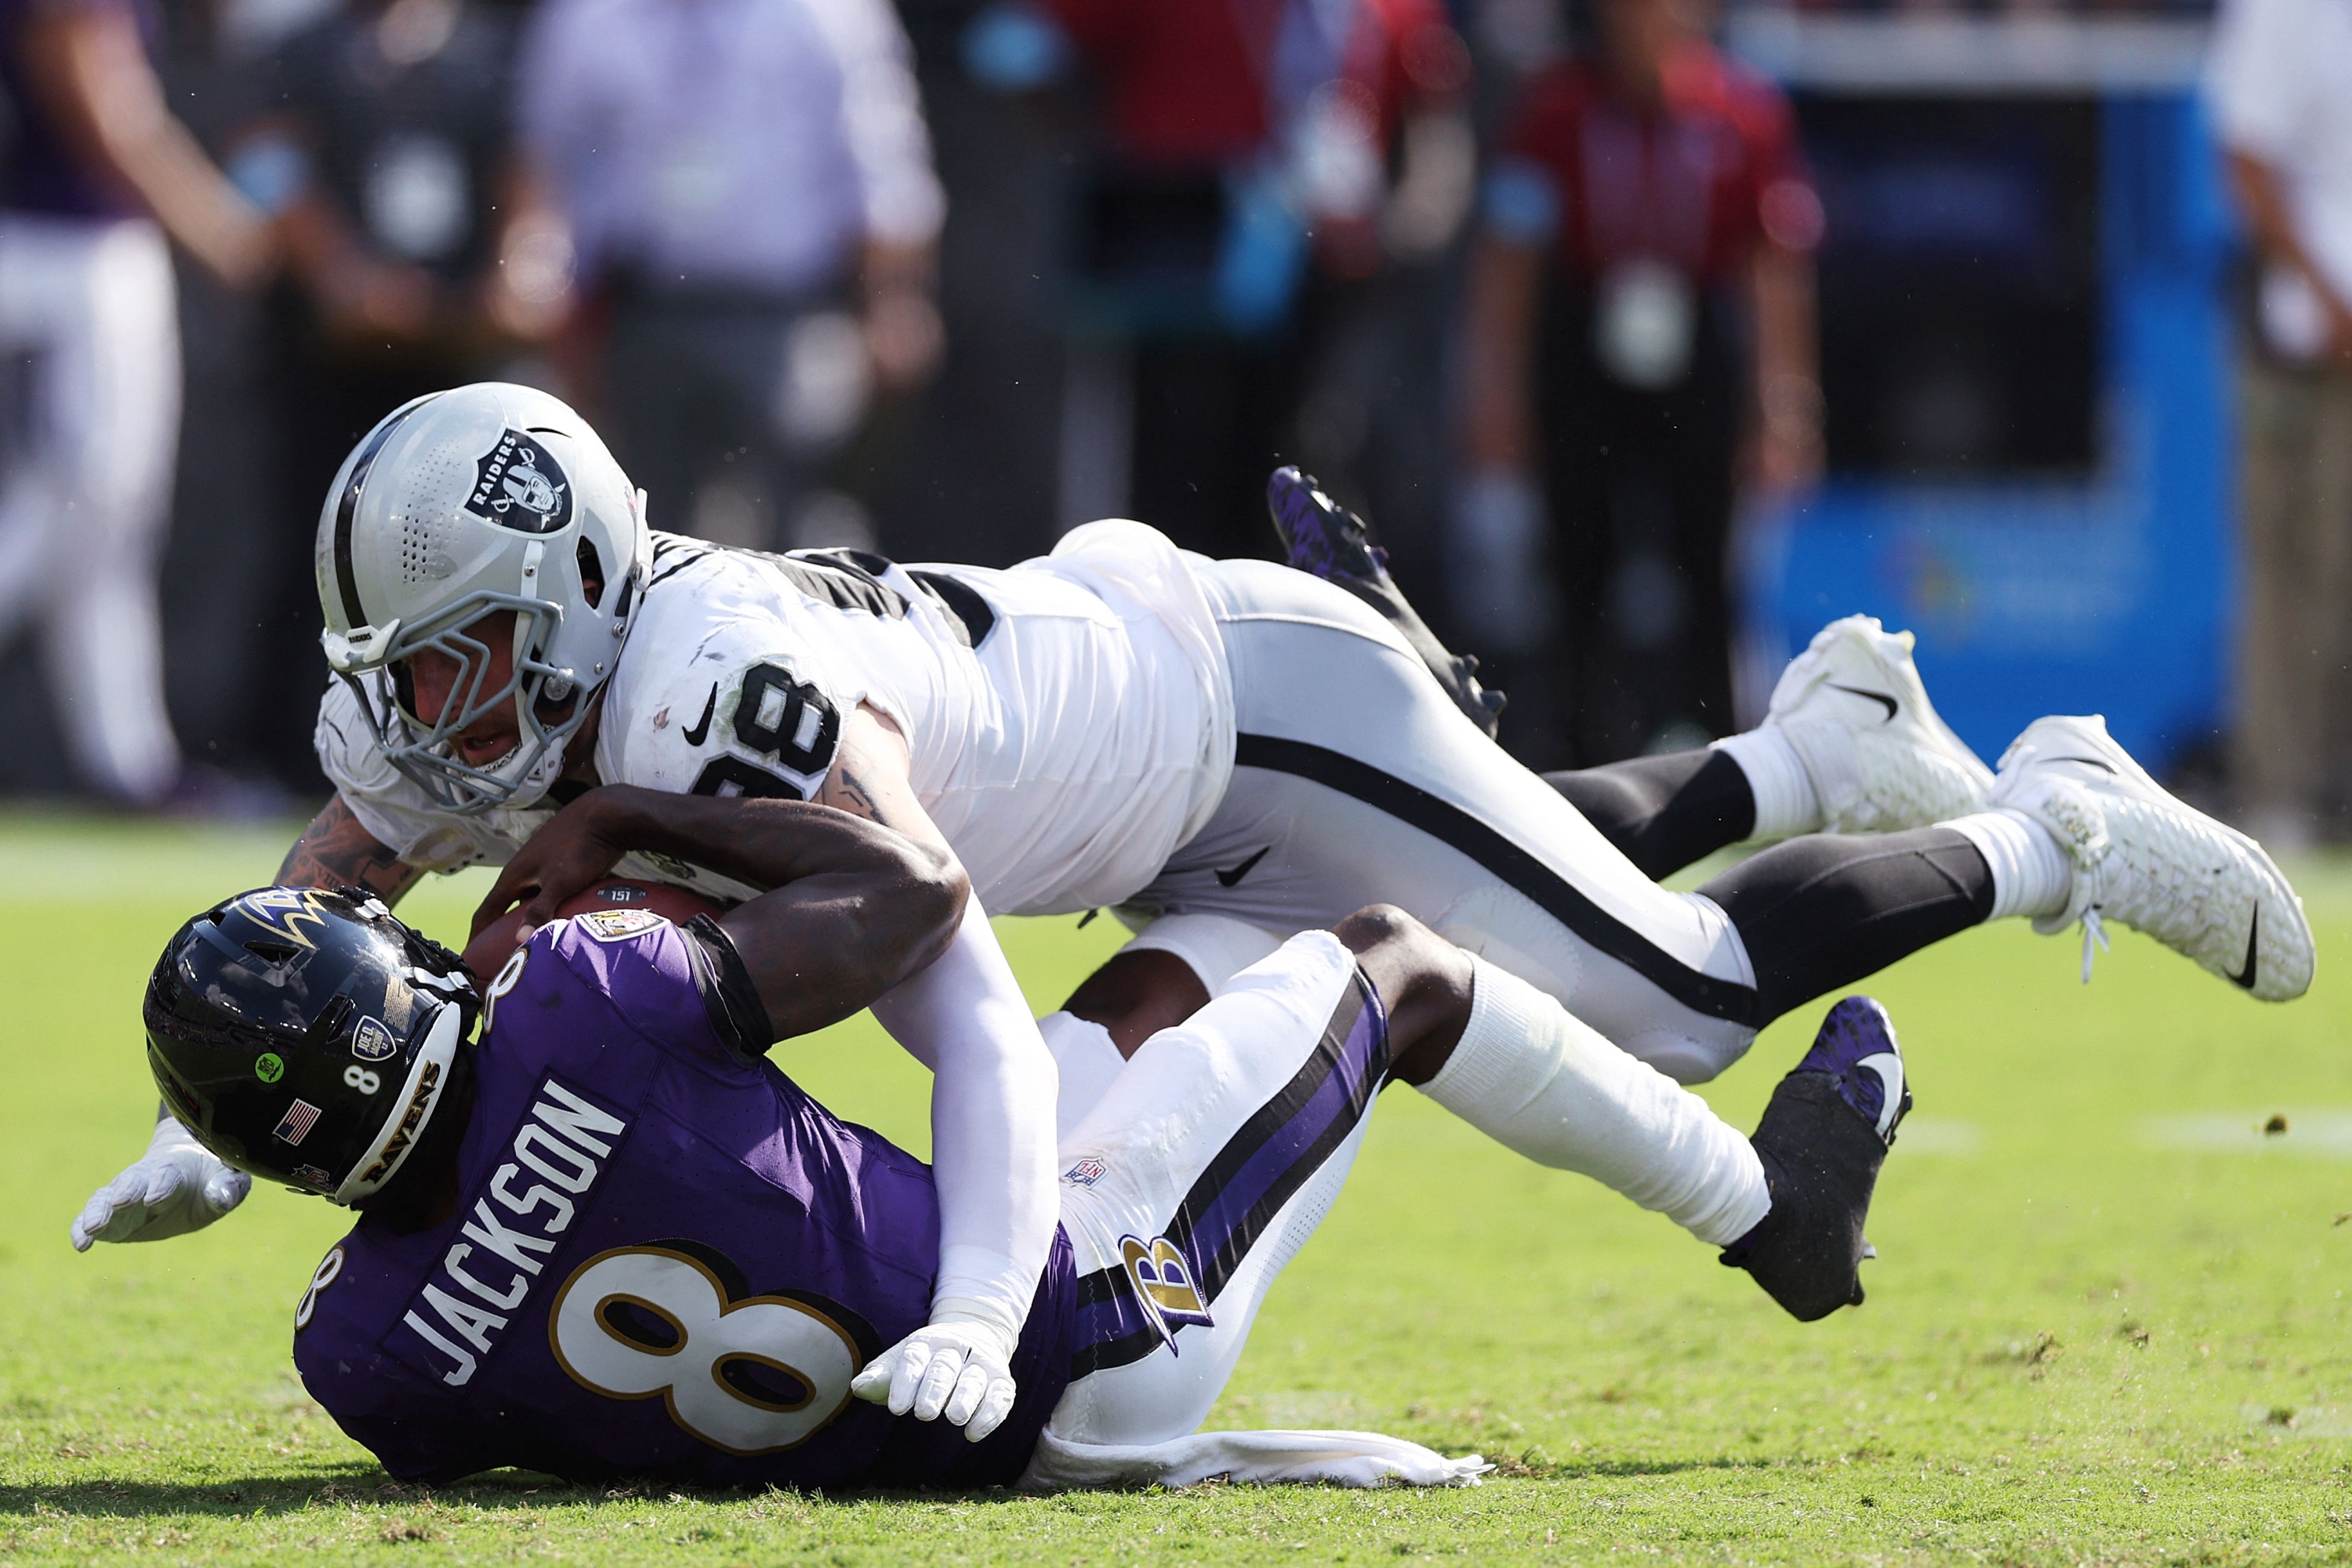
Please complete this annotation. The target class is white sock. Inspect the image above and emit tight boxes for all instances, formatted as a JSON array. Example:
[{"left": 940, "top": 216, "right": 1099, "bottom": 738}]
[
  {"left": 1417, "top": 958, "right": 1769, "bottom": 1246},
  {"left": 1711, "top": 728, "right": 1822, "bottom": 840},
  {"left": 1944, "top": 809, "right": 2072, "bottom": 921}
]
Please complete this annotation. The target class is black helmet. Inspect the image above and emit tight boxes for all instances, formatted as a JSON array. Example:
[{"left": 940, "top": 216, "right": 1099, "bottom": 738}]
[{"left": 143, "top": 887, "right": 477, "bottom": 1204}]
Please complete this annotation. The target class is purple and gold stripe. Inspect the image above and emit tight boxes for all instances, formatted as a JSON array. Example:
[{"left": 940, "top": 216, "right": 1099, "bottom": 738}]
[{"left": 1069, "top": 967, "right": 1390, "bottom": 1379}]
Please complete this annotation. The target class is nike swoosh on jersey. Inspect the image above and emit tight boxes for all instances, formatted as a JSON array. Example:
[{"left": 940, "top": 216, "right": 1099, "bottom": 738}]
[
  {"left": 1215, "top": 848, "right": 1270, "bottom": 887},
  {"left": 2230, "top": 910, "right": 2259, "bottom": 991},
  {"left": 1826, "top": 683, "right": 1900, "bottom": 723},
  {"left": 680, "top": 684, "right": 717, "bottom": 747}
]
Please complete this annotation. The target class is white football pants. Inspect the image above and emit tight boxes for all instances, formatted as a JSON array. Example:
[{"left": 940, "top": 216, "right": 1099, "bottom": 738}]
[
  {"left": 1044, "top": 930, "right": 1385, "bottom": 1446},
  {"left": 1126, "top": 560, "right": 1757, "bottom": 1083},
  {"left": 0, "top": 214, "right": 182, "bottom": 801}
]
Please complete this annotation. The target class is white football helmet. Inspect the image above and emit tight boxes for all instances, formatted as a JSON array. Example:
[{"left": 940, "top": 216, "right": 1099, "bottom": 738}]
[{"left": 315, "top": 383, "right": 652, "bottom": 815}]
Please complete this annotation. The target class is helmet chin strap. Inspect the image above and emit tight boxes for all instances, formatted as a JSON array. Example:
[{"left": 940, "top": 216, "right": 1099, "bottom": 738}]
[
  {"left": 334, "top": 1004, "right": 463, "bottom": 1206},
  {"left": 497, "top": 722, "right": 576, "bottom": 811}
]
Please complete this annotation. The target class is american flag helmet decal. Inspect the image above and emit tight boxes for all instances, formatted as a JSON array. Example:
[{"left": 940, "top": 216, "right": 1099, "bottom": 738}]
[{"left": 274, "top": 1099, "right": 324, "bottom": 1145}]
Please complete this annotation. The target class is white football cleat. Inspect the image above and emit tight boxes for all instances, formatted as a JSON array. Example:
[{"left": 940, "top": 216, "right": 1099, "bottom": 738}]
[
  {"left": 1763, "top": 615, "right": 1994, "bottom": 833},
  {"left": 1990, "top": 714, "right": 2314, "bottom": 1002}
]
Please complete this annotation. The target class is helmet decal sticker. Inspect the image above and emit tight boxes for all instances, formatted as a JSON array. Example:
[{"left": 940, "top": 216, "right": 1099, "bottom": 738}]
[
  {"left": 274, "top": 1099, "right": 324, "bottom": 1145},
  {"left": 238, "top": 887, "right": 331, "bottom": 950},
  {"left": 351, "top": 1017, "right": 398, "bottom": 1062},
  {"left": 466, "top": 430, "right": 572, "bottom": 535},
  {"left": 254, "top": 1052, "right": 285, "bottom": 1083}
]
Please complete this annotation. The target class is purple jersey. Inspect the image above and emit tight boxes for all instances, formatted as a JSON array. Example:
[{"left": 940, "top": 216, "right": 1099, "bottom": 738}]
[{"left": 292, "top": 911, "right": 1076, "bottom": 1489}]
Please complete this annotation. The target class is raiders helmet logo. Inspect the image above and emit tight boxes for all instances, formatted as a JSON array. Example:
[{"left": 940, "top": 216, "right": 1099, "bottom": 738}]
[{"left": 465, "top": 430, "right": 572, "bottom": 534}]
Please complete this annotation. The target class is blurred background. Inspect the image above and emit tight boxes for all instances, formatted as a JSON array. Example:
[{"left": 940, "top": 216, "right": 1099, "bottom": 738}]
[{"left": 2, "top": 0, "right": 2345, "bottom": 842}]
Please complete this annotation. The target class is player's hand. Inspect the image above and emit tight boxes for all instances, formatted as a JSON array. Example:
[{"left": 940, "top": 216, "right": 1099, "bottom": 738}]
[
  {"left": 849, "top": 1318, "right": 1019, "bottom": 1443},
  {"left": 70, "top": 1116, "right": 251, "bottom": 1251},
  {"left": 471, "top": 788, "right": 633, "bottom": 940}
]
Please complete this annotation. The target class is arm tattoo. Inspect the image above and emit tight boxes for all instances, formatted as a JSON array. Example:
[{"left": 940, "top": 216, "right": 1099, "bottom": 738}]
[
  {"left": 276, "top": 798, "right": 423, "bottom": 902},
  {"left": 826, "top": 764, "right": 892, "bottom": 829}
]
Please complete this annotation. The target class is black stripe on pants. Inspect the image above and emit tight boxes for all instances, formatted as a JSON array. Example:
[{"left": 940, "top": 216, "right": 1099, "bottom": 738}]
[{"left": 1234, "top": 733, "right": 1762, "bottom": 1026}]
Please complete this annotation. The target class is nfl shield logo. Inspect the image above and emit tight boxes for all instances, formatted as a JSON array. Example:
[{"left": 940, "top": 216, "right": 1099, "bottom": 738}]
[{"left": 1062, "top": 1157, "right": 1107, "bottom": 1187}]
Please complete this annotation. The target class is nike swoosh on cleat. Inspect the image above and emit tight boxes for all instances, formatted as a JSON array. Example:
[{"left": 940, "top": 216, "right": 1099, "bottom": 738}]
[
  {"left": 681, "top": 684, "right": 718, "bottom": 747},
  {"left": 1826, "top": 684, "right": 1899, "bottom": 722},
  {"left": 2230, "top": 910, "right": 2259, "bottom": 991},
  {"left": 1215, "top": 847, "right": 1270, "bottom": 887},
  {"left": 1856, "top": 1051, "right": 1905, "bottom": 1141}
]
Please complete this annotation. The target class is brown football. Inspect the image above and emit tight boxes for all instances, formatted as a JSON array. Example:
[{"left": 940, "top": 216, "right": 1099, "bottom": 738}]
[{"left": 461, "top": 877, "right": 728, "bottom": 982}]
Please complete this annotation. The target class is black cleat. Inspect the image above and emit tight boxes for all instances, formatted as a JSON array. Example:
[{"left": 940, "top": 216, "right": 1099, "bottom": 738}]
[
  {"left": 1266, "top": 466, "right": 1508, "bottom": 739},
  {"left": 1721, "top": 996, "right": 1912, "bottom": 1322}
]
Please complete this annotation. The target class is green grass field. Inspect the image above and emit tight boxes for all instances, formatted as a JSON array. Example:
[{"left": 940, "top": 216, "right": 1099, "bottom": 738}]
[{"left": 5, "top": 812, "right": 2352, "bottom": 1564}]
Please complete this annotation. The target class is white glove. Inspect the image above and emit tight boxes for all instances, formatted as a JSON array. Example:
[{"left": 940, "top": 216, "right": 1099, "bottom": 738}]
[
  {"left": 849, "top": 1316, "right": 1020, "bottom": 1443},
  {"left": 69, "top": 1116, "right": 251, "bottom": 1251}
]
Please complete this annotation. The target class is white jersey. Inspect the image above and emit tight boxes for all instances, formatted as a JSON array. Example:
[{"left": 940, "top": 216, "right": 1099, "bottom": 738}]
[{"left": 318, "top": 521, "right": 1236, "bottom": 916}]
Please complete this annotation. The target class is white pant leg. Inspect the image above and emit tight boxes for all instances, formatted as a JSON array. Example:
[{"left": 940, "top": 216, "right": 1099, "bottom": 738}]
[
  {"left": 0, "top": 216, "right": 180, "bottom": 800},
  {"left": 1045, "top": 931, "right": 1380, "bottom": 1448},
  {"left": 1043, "top": 917, "right": 1287, "bottom": 1139},
  {"left": 1040, "top": 1011, "right": 1127, "bottom": 1142},
  {"left": 0, "top": 216, "right": 84, "bottom": 642},
  {"left": 1136, "top": 560, "right": 1756, "bottom": 1083}
]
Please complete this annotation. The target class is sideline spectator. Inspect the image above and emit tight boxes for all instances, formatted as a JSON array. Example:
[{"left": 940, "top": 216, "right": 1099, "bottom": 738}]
[
  {"left": 1043, "top": 0, "right": 1475, "bottom": 559},
  {"left": 521, "top": 0, "right": 946, "bottom": 552},
  {"left": 2207, "top": 0, "right": 2352, "bottom": 848},
  {"left": 864, "top": 0, "right": 1073, "bottom": 567},
  {"left": 252, "top": 0, "right": 570, "bottom": 405},
  {"left": 225, "top": 0, "right": 566, "bottom": 787},
  {"left": 1458, "top": 0, "right": 1821, "bottom": 768},
  {"left": 150, "top": 0, "right": 307, "bottom": 810},
  {"left": 0, "top": 0, "right": 274, "bottom": 803}
]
